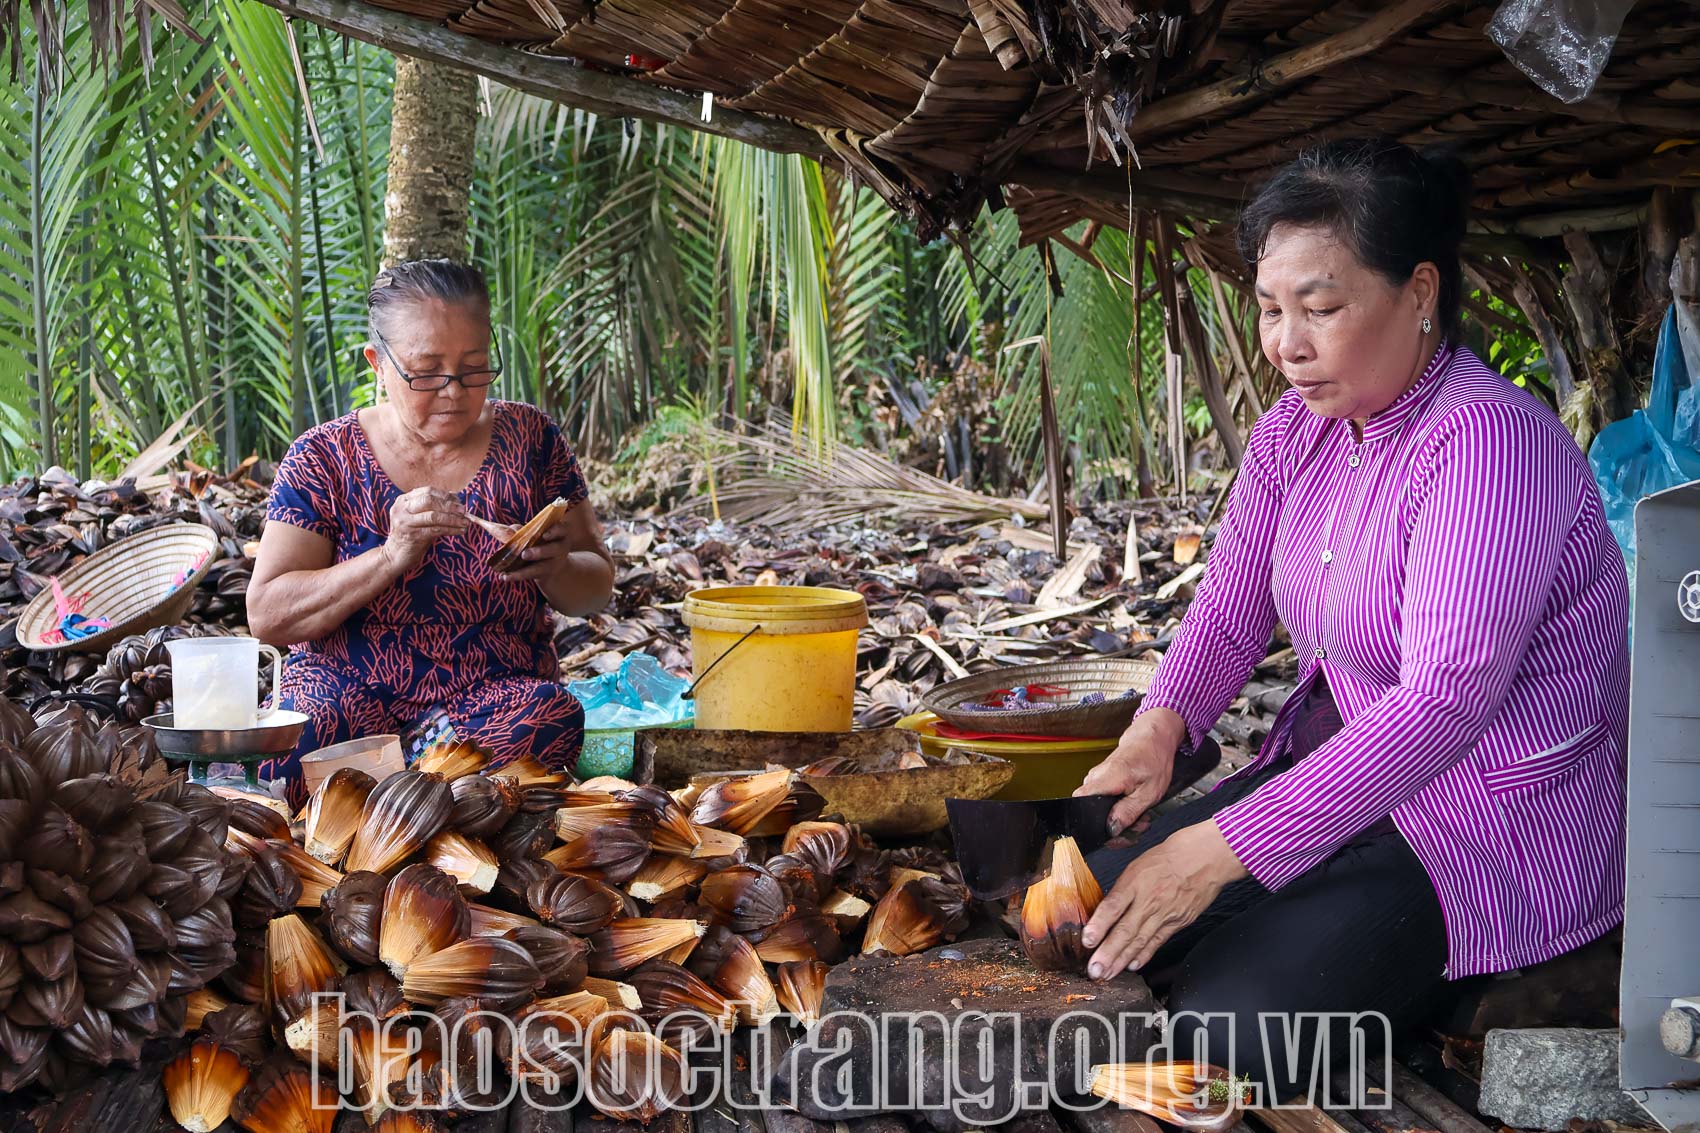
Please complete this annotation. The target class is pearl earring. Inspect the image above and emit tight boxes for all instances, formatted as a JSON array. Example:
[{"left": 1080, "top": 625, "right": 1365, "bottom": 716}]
[{"left": 1422, "top": 317, "right": 1432, "bottom": 334}]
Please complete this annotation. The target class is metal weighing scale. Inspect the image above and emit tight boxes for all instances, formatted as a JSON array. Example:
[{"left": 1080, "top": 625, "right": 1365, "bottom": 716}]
[{"left": 143, "top": 710, "right": 309, "bottom": 790}]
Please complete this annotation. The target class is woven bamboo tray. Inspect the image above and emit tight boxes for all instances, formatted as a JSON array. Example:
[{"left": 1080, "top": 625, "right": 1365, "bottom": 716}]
[
  {"left": 920, "top": 657, "right": 1160, "bottom": 739},
  {"left": 15, "top": 523, "right": 222, "bottom": 654}
]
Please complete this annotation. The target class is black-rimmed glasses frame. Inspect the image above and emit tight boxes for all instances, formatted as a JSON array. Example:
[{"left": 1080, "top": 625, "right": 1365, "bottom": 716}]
[{"left": 373, "top": 329, "right": 503, "bottom": 391}]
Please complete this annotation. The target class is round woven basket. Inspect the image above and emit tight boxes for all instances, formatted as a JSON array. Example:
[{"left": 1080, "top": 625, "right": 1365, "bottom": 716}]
[
  {"left": 920, "top": 657, "right": 1160, "bottom": 739},
  {"left": 15, "top": 523, "right": 222, "bottom": 654}
]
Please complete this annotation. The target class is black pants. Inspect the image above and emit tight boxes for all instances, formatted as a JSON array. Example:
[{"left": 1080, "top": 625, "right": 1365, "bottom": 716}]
[{"left": 1085, "top": 759, "right": 1449, "bottom": 1102}]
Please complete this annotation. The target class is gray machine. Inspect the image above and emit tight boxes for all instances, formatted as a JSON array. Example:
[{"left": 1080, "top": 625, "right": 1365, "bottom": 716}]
[{"left": 1622, "top": 478, "right": 1700, "bottom": 1132}]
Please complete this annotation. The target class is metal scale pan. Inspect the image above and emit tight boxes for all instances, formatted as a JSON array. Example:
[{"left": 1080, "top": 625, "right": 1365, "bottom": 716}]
[{"left": 143, "top": 710, "right": 309, "bottom": 788}]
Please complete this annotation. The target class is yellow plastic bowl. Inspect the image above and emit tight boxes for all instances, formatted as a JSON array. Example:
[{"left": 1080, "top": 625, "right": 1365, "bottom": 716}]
[{"left": 895, "top": 711, "right": 1117, "bottom": 801}]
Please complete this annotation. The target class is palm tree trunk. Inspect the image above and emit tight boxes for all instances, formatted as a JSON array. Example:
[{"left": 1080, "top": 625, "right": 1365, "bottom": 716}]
[{"left": 382, "top": 56, "right": 479, "bottom": 267}]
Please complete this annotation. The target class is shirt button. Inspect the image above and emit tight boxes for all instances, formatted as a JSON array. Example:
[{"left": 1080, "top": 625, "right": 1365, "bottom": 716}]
[
  {"left": 1348, "top": 454, "right": 1361, "bottom": 468},
  {"left": 1321, "top": 550, "right": 1334, "bottom": 564},
  {"left": 1315, "top": 647, "right": 1327, "bottom": 660}
]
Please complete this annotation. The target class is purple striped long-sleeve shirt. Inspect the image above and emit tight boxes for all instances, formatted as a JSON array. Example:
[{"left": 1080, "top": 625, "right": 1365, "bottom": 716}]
[{"left": 1136, "top": 342, "right": 1629, "bottom": 979}]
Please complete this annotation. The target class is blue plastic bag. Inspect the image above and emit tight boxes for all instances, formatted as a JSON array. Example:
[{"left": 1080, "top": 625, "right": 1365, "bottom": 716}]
[
  {"left": 568, "top": 653, "right": 694, "bottom": 730},
  {"left": 1589, "top": 306, "right": 1700, "bottom": 574}
]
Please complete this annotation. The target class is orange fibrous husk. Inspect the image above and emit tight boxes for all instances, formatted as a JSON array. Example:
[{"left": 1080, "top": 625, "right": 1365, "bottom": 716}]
[
  {"left": 626, "top": 854, "right": 708, "bottom": 903},
  {"left": 709, "top": 936, "right": 780, "bottom": 1026},
  {"left": 687, "top": 825, "right": 748, "bottom": 862},
  {"left": 488, "top": 497, "right": 570, "bottom": 574},
  {"left": 299, "top": 768, "right": 375, "bottom": 866},
  {"left": 1088, "top": 1060, "right": 1241, "bottom": 1132},
  {"left": 774, "top": 960, "right": 829, "bottom": 1028},
  {"left": 164, "top": 1039, "right": 251, "bottom": 1133},
  {"left": 860, "top": 878, "right": 966, "bottom": 957},
  {"left": 501, "top": 756, "right": 571, "bottom": 787},
  {"left": 580, "top": 976, "right": 643, "bottom": 1011},
  {"left": 588, "top": 1027, "right": 686, "bottom": 1125},
  {"left": 380, "top": 863, "right": 471, "bottom": 981},
  {"left": 184, "top": 987, "right": 232, "bottom": 1031},
  {"left": 467, "top": 903, "right": 540, "bottom": 937},
  {"left": 268, "top": 840, "right": 345, "bottom": 908},
  {"left": 541, "top": 825, "right": 652, "bottom": 885},
  {"left": 587, "top": 918, "right": 706, "bottom": 977},
  {"left": 343, "top": 770, "right": 454, "bottom": 876},
  {"left": 1019, "top": 836, "right": 1103, "bottom": 974},
  {"left": 425, "top": 831, "right": 501, "bottom": 895},
  {"left": 399, "top": 936, "right": 545, "bottom": 1008},
  {"left": 347, "top": 1018, "right": 414, "bottom": 1123},
  {"left": 415, "top": 739, "right": 491, "bottom": 781},
  {"left": 281, "top": 997, "right": 344, "bottom": 1070},
  {"left": 265, "top": 914, "right": 344, "bottom": 1034},
  {"left": 552, "top": 801, "right": 653, "bottom": 846},
  {"left": 230, "top": 1057, "right": 336, "bottom": 1133},
  {"left": 688, "top": 769, "right": 791, "bottom": 836}
]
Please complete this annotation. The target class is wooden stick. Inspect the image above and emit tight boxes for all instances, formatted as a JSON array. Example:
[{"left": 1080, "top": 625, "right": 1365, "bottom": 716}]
[
  {"left": 1126, "top": 0, "right": 1445, "bottom": 139},
  {"left": 1367, "top": 1062, "right": 1497, "bottom": 1133}
]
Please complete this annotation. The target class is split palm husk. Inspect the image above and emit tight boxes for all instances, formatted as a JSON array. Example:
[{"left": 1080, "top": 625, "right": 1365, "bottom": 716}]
[
  {"left": 448, "top": 775, "right": 522, "bottom": 839},
  {"left": 488, "top": 497, "right": 570, "bottom": 574},
  {"left": 619, "top": 785, "right": 701, "bottom": 856},
  {"left": 861, "top": 877, "right": 970, "bottom": 957},
  {"left": 688, "top": 769, "right": 791, "bottom": 835},
  {"left": 542, "top": 825, "right": 652, "bottom": 884},
  {"left": 415, "top": 739, "right": 492, "bottom": 780},
  {"left": 467, "top": 902, "right": 540, "bottom": 936},
  {"left": 580, "top": 976, "right": 643, "bottom": 1011},
  {"left": 343, "top": 770, "right": 453, "bottom": 876},
  {"left": 231, "top": 1057, "right": 336, "bottom": 1133},
  {"left": 587, "top": 918, "right": 707, "bottom": 977},
  {"left": 552, "top": 801, "right": 655, "bottom": 846},
  {"left": 281, "top": 997, "right": 343, "bottom": 1070},
  {"left": 399, "top": 936, "right": 544, "bottom": 1009},
  {"left": 347, "top": 1017, "right": 414, "bottom": 1123},
  {"left": 699, "top": 864, "right": 791, "bottom": 933},
  {"left": 626, "top": 854, "right": 709, "bottom": 903},
  {"left": 707, "top": 935, "right": 779, "bottom": 1026},
  {"left": 319, "top": 870, "right": 387, "bottom": 967},
  {"left": 588, "top": 1027, "right": 686, "bottom": 1125},
  {"left": 527, "top": 871, "right": 625, "bottom": 935},
  {"left": 299, "top": 768, "right": 374, "bottom": 865},
  {"left": 819, "top": 889, "right": 873, "bottom": 933},
  {"left": 774, "top": 959, "right": 829, "bottom": 1028},
  {"left": 164, "top": 1039, "right": 252, "bottom": 1133},
  {"left": 687, "top": 824, "right": 748, "bottom": 862},
  {"left": 1019, "top": 835, "right": 1102, "bottom": 973},
  {"left": 380, "top": 863, "right": 471, "bottom": 980},
  {"left": 750, "top": 914, "right": 842, "bottom": 964},
  {"left": 1088, "top": 1060, "right": 1243, "bottom": 1132},
  {"left": 425, "top": 831, "right": 501, "bottom": 895},
  {"left": 265, "top": 914, "right": 344, "bottom": 1035}
]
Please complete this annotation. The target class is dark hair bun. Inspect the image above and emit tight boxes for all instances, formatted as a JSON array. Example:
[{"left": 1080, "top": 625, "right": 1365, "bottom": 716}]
[{"left": 1237, "top": 137, "right": 1471, "bottom": 339}]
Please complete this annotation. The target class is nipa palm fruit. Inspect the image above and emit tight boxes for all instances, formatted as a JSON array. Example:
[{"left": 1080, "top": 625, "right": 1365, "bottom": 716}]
[
  {"left": 552, "top": 800, "right": 655, "bottom": 846},
  {"left": 619, "top": 784, "right": 700, "bottom": 855},
  {"left": 425, "top": 831, "right": 500, "bottom": 895},
  {"left": 861, "top": 876, "right": 970, "bottom": 957},
  {"left": 343, "top": 770, "right": 453, "bottom": 875},
  {"left": 774, "top": 959, "right": 829, "bottom": 1028},
  {"left": 507, "top": 990, "right": 608, "bottom": 1085},
  {"left": 447, "top": 774, "right": 521, "bottom": 839},
  {"left": 265, "top": 914, "right": 344, "bottom": 1035},
  {"left": 300, "top": 767, "right": 374, "bottom": 864},
  {"left": 319, "top": 870, "right": 386, "bottom": 967},
  {"left": 380, "top": 863, "right": 471, "bottom": 980},
  {"left": 505, "top": 924, "right": 589, "bottom": 993},
  {"left": 164, "top": 1038, "right": 252, "bottom": 1132},
  {"left": 399, "top": 936, "right": 544, "bottom": 1009},
  {"left": 699, "top": 864, "right": 791, "bottom": 933},
  {"left": 231, "top": 844, "right": 302, "bottom": 929},
  {"left": 688, "top": 769, "right": 791, "bottom": 836},
  {"left": 342, "top": 968, "right": 410, "bottom": 1023},
  {"left": 626, "top": 854, "right": 708, "bottom": 903},
  {"left": 488, "top": 498, "right": 570, "bottom": 574},
  {"left": 542, "top": 824, "right": 652, "bottom": 884},
  {"left": 272, "top": 841, "right": 345, "bottom": 907},
  {"left": 347, "top": 1016, "right": 414, "bottom": 1122},
  {"left": 749, "top": 914, "right": 842, "bottom": 965},
  {"left": 706, "top": 935, "right": 779, "bottom": 1026},
  {"left": 588, "top": 1027, "right": 686, "bottom": 1124},
  {"left": 588, "top": 917, "right": 706, "bottom": 977},
  {"left": 467, "top": 902, "right": 540, "bottom": 937},
  {"left": 629, "top": 960, "right": 738, "bottom": 1035},
  {"left": 1019, "top": 835, "right": 1103, "bottom": 973},
  {"left": 184, "top": 987, "right": 231, "bottom": 1030},
  {"left": 231, "top": 1056, "right": 336, "bottom": 1133},
  {"left": 416, "top": 738, "right": 492, "bottom": 780},
  {"left": 782, "top": 820, "right": 852, "bottom": 883}
]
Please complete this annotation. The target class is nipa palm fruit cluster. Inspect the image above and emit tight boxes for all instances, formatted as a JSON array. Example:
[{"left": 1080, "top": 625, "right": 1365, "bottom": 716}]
[
  {"left": 161, "top": 746, "right": 976, "bottom": 1129},
  {"left": 0, "top": 700, "right": 246, "bottom": 1095}
]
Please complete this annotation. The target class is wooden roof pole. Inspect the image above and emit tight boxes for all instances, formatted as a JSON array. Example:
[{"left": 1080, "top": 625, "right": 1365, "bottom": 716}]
[
  {"left": 1345, "top": 62, "right": 1700, "bottom": 132},
  {"left": 1127, "top": 0, "right": 1447, "bottom": 140},
  {"left": 252, "top": 0, "right": 832, "bottom": 159}
]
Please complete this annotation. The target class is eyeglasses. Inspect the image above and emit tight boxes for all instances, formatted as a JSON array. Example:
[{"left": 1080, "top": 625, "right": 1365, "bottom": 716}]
[{"left": 373, "top": 330, "right": 503, "bottom": 391}]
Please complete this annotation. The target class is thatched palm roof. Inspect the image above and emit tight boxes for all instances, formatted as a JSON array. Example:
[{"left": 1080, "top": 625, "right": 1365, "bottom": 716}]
[{"left": 265, "top": 0, "right": 1699, "bottom": 245}]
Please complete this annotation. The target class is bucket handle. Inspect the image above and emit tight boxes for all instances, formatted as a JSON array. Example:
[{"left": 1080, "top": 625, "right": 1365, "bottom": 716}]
[{"left": 683, "top": 624, "right": 762, "bottom": 701}]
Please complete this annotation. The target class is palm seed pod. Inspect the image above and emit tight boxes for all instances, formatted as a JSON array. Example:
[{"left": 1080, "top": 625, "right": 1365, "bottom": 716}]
[
  {"left": 21, "top": 804, "right": 94, "bottom": 876},
  {"left": 231, "top": 1056, "right": 336, "bottom": 1133},
  {"left": 494, "top": 855, "right": 554, "bottom": 905},
  {"left": 270, "top": 841, "right": 344, "bottom": 907},
  {"left": 506, "top": 924, "right": 590, "bottom": 993},
  {"left": 343, "top": 770, "right": 453, "bottom": 875},
  {"left": 619, "top": 784, "right": 701, "bottom": 855},
  {"left": 281, "top": 996, "right": 344, "bottom": 1070},
  {"left": 1019, "top": 836, "right": 1103, "bottom": 973},
  {"left": 165, "top": 1039, "right": 252, "bottom": 1132},
  {"left": 542, "top": 825, "right": 651, "bottom": 884},
  {"left": 11, "top": 967, "right": 83, "bottom": 1028},
  {"left": 202, "top": 1003, "right": 271, "bottom": 1067},
  {"left": 22, "top": 931, "right": 75, "bottom": 980},
  {"left": 22, "top": 715, "right": 102, "bottom": 787},
  {"left": 587, "top": 1027, "right": 685, "bottom": 1124},
  {"left": 342, "top": 968, "right": 410, "bottom": 1023},
  {"left": 467, "top": 902, "right": 540, "bottom": 936},
  {"left": 425, "top": 831, "right": 500, "bottom": 895},
  {"left": 0, "top": 939, "right": 17, "bottom": 1008},
  {"left": 266, "top": 914, "right": 344, "bottom": 1034},
  {"left": 749, "top": 914, "right": 842, "bottom": 965},
  {"left": 501, "top": 756, "right": 571, "bottom": 787},
  {"left": 227, "top": 797, "right": 291, "bottom": 842},
  {"left": 218, "top": 931, "right": 268, "bottom": 1004},
  {"left": 319, "top": 870, "right": 387, "bottom": 967},
  {"left": 527, "top": 872, "right": 625, "bottom": 936},
  {"left": 415, "top": 739, "right": 491, "bottom": 780},
  {"left": 687, "top": 824, "right": 748, "bottom": 862},
  {"left": 0, "top": 798, "right": 32, "bottom": 860},
  {"left": 0, "top": 1015, "right": 51, "bottom": 1090},
  {"left": 87, "top": 820, "right": 152, "bottom": 903},
  {"left": 492, "top": 809, "right": 556, "bottom": 861},
  {"left": 782, "top": 821, "right": 853, "bottom": 883},
  {"left": 300, "top": 767, "right": 374, "bottom": 865},
  {"left": 232, "top": 844, "right": 304, "bottom": 929},
  {"left": 587, "top": 918, "right": 707, "bottom": 977},
  {"left": 629, "top": 960, "right": 739, "bottom": 1036},
  {"left": 552, "top": 800, "right": 655, "bottom": 846},
  {"left": 134, "top": 799, "right": 197, "bottom": 859},
  {"left": 775, "top": 959, "right": 829, "bottom": 1028},
  {"left": 0, "top": 745, "right": 45, "bottom": 810},
  {"left": 185, "top": 987, "right": 232, "bottom": 1030},
  {"left": 73, "top": 907, "right": 139, "bottom": 987},
  {"left": 861, "top": 877, "right": 970, "bottom": 957},
  {"left": 448, "top": 774, "right": 521, "bottom": 839},
  {"left": 626, "top": 854, "right": 709, "bottom": 903},
  {"left": 0, "top": 886, "right": 73, "bottom": 941},
  {"left": 700, "top": 865, "right": 792, "bottom": 933},
  {"left": 56, "top": 1002, "right": 115, "bottom": 1067},
  {"left": 688, "top": 769, "right": 791, "bottom": 835},
  {"left": 380, "top": 863, "right": 471, "bottom": 980},
  {"left": 398, "top": 936, "right": 544, "bottom": 1009},
  {"left": 174, "top": 897, "right": 239, "bottom": 979},
  {"left": 707, "top": 935, "right": 780, "bottom": 1026},
  {"left": 53, "top": 774, "right": 133, "bottom": 832}
]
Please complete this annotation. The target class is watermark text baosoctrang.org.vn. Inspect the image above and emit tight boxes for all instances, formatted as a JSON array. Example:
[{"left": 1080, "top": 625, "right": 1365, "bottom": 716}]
[{"left": 302, "top": 994, "right": 1394, "bottom": 1119}]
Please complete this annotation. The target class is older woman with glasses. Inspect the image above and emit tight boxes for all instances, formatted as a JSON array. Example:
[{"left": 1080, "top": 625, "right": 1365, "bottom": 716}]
[{"left": 246, "top": 260, "right": 614, "bottom": 804}]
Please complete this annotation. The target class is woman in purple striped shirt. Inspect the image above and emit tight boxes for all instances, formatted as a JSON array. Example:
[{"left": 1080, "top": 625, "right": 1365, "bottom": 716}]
[{"left": 1076, "top": 138, "right": 1629, "bottom": 1098}]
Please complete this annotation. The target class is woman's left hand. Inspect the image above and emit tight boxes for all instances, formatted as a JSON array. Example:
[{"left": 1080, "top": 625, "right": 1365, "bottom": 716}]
[
  {"left": 493, "top": 520, "right": 575, "bottom": 584},
  {"left": 1083, "top": 819, "right": 1249, "bottom": 980}
]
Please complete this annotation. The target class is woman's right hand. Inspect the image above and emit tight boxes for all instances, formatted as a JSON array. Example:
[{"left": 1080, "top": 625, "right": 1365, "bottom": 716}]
[
  {"left": 1075, "top": 707, "right": 1188, "bottom": 836},
  {"left": 382, "top": 487, "right": 469, "bottom": 574}
]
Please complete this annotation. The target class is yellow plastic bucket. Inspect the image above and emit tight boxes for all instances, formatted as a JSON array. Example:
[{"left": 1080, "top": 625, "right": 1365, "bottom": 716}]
[
  {"left": 896, "top": 712, "right": 1117, "bottom": 800},
  {"left": 682, "top": 586, "right": 868, "bottom": 733}
]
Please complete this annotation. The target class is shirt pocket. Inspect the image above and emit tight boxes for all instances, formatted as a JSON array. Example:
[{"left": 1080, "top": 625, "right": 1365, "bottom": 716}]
[{"left": 1479, "top": 720, "right": 1609, "bottom": 797}]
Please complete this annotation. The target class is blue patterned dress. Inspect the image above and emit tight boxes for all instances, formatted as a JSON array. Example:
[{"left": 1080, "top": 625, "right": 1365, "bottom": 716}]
[{"left": 257, "top": 400, "right": 588, "bottom": 804}]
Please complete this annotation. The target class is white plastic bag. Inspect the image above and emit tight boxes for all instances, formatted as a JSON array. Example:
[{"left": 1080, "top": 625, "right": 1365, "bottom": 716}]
[{"left": 1486, "top": 0, "right": 1637, "bottom": 103}]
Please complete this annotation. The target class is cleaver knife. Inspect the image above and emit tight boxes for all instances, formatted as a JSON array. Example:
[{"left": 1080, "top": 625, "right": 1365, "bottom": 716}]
[{"left": 946, "top": 736, "right": 1223, "bottom": 900}]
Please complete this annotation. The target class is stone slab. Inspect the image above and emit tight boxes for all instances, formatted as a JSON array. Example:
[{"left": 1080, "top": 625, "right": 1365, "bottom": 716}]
[{"left": 1476, "top": 1028, "right": 1652, "bottom": 1131}]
